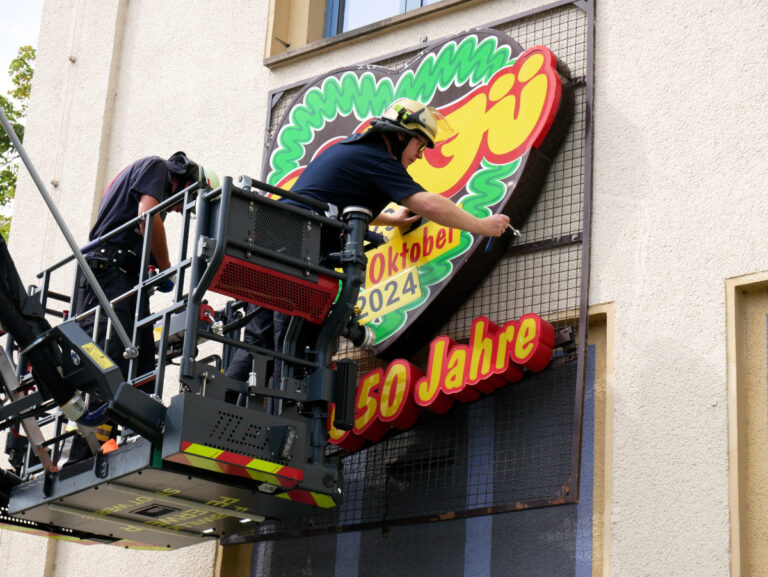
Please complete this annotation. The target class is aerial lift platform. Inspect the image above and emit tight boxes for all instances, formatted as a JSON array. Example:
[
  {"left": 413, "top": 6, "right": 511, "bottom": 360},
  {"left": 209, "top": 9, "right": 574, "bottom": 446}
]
[{"left": 0, "top": 110, "right": 374, "bottom": 549}]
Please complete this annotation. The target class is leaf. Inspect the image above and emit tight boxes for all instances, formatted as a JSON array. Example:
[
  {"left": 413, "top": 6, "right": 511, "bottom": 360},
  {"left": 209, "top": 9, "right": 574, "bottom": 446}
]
[
  {"left": 0, "top": 215, "right": 10, "bottom": 242},
  {"left": 0, "top": 45, "right": 35, "bottom": 215},
  {"left": 8, "top": 46, "right": 35, "bottom": 107}
]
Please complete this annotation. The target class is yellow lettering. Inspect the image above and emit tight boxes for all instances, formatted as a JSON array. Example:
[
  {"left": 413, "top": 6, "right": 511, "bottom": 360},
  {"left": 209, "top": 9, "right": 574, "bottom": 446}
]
[
  {"left": 416, "top": 338, "right": 447, "bottom": 405},
  {"left": 329, "top": 314, "right": 554, "bottom": 454},
  {"left": 468, "top": 317, "right": 495, "bottom": 382},
  {"left": 514, "top": 316, "right": 537, "bottom": 362},
  {"left": 413, "top": 95, "right": 488, "bottom": 194},
  {"left": 354, "top": 371, "right": 381, "bottom": 434},
  {"left": 379, "top": 363, "right": 407, "bottom": 420},
  {"left": 206, "top": 496, "right": 239, "bottom": 508},
  {"left": 496, "top": 322, "right": 518, "bottom": 368},
  {"left": 443, "top": 346, "right": 467, "bottom": 392},
  {"left": 411, "top": 49, "right": 555, "bottom": 197}
]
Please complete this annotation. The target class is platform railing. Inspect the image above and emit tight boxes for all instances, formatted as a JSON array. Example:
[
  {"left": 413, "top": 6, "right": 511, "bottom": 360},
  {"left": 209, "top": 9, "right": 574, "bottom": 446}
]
[
  {"left": 1, "top": 169, "right": 374, "bottom": 496},
  {"left": 0, "top": 182, "right": 204, "bottom": 479}
]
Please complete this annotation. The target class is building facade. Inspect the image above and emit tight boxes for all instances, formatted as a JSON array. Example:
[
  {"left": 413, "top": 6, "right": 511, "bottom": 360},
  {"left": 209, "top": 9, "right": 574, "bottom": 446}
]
[{"left": 2, "top": 1, "right": 768, "bottom": 576}]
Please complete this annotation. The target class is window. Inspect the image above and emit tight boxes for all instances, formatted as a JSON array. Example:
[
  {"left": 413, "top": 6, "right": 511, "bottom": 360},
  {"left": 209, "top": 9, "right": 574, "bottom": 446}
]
[
  {"left": 265, "top": 0, "right": 476, "bottom": 64},
  {"left": 325, "top": 0, "right": 443, "bottom": 36}
]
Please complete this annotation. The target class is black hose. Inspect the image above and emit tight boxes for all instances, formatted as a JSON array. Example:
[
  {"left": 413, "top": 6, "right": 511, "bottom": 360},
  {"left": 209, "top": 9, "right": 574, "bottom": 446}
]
[
  {"left": 0, "top": 288, "right": 73, "bottom": 406},
  {"left": 364, "top": 230, "right": 386, "bottom": 249},
  {"left": 0, "top": 468, "right": 21, "bottom": 507},
  {"left": 77, "top": 402, "right": 109, "bottom": 427}
]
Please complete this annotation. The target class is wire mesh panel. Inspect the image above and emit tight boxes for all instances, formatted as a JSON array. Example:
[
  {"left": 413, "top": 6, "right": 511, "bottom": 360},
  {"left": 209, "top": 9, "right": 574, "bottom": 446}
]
[{"left": 246, "top": 0, "right": 592, "bottom": 541}]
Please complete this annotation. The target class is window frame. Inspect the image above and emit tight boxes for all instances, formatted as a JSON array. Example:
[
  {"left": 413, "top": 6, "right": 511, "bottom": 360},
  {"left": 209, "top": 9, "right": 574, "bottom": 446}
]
[
  {"left": 330, "top": 0, "right": 442, "bottom": 36},
  {"left": 265, "top": 0, "right": 482, "bottom": 68},
  {"left": 324, "top": 0, "right": 343, "bottom": 38}
]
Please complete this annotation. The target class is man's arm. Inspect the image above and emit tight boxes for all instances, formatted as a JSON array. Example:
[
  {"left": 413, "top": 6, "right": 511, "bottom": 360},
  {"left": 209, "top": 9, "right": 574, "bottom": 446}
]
[
  {"left": 138, "top": 194, "right": 171, "bottom": 270},
  {"left": 371, "top": 205, "right": 420, "bottom": 227},
  {"left": 402, "top": 191, "right": 510, "bottom": 237}
]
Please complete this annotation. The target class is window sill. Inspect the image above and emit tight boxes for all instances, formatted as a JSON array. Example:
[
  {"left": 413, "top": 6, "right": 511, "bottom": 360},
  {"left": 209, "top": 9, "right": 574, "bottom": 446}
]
[{"left": 264, "top": 0, "right": 484, "bottom": 69}]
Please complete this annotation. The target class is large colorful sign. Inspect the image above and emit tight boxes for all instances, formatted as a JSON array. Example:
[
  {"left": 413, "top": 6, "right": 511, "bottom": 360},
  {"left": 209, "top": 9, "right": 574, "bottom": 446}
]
[
  {"left": 328, "top": 313, "right": 555, "bottom": 452},
  {"left": 266, "top": 29, "right": 573, "bottom": 358}
]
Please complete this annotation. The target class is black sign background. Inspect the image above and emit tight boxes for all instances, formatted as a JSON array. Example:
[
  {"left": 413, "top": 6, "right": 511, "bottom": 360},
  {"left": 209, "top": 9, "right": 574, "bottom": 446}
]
[{"left": 239, "top": 0, "right": 593, "bottom": 547}]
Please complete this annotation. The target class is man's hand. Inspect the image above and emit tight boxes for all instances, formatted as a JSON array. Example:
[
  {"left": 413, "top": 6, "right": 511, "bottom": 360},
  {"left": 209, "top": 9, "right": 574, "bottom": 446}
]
[
  {"left": 403, "top": 192, "right": 511, "bottom": 237},
  {"left": 479, "top": 213, "right": 511, "bottom": 237},
  {"left": 371, "top": 205, "right": 420, "bottom": 227},
  {"left": 389, "top": 206, "right": 420, "bottom": 226},
  {"left": 148, "top": 266, "right": 176, "bottom": 293},
  {"left": 157, "top": 274, "right": 176, "bottom": 293}
]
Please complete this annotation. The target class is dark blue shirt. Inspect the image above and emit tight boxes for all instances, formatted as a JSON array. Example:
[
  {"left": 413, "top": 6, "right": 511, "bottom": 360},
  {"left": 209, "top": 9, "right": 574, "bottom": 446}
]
[
  {"left": 88, "top": 156, "right": 173, "bottom": 254},
  {"left": 287, "top": 135, "right": 424, "bottom": 216}
]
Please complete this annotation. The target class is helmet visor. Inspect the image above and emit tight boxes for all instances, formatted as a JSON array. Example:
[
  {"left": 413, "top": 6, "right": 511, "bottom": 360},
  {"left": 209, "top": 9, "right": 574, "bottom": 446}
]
[
  {"left": 407, "top": 105, "right": 455, "bottom": 147},
  {"left": 426, "top": 106, "right": 456, "bottom": 146}
]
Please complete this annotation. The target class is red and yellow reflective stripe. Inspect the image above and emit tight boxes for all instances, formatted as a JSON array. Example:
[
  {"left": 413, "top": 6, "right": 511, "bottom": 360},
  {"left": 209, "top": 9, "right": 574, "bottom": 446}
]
[
  {"left": 166, "top": 442, "right": 303, "bottom": 488},
  {"left": 276, "top": 489, "right": 338, "bottom": 509}
]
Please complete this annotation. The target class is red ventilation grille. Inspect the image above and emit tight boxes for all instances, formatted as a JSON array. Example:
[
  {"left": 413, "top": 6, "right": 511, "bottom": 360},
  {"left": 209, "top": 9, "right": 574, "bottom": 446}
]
[{"left": 210, "top": 255, "right": 338, "bottom": 324}]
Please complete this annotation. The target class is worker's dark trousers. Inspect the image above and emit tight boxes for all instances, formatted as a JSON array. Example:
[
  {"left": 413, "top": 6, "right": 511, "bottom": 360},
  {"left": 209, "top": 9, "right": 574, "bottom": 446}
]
[
  {"left": 60, "top": 266, "right": 155, "bottom": 466},
  {"left": 225, "top": 305, "right": 286, "bottom": 384},
  {"left": 224, "top": 305, "right": 320, "bottom": 388},
  {"left": 74, "top": 265, "right": 155, "bottom": 380}
]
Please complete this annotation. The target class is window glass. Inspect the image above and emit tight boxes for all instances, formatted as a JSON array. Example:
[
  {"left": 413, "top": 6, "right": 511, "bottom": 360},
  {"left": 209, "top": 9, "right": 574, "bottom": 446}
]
[{"left": 343, "top": 0, "right": 402, "bottom": 31}]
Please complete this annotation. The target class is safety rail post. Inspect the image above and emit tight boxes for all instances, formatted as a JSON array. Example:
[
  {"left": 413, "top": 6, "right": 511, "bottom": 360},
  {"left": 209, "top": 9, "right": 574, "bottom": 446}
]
[
  {"left": 181, "top": 179, "right": 229, "bottom": 379},
  {"left": 173, "top": 187, "right": 196, "bottom": 299},
  {"left": 153, "top": 189, "right": 199, "bottom": 397},
  {"left": 180, "top": 187, "right": 209, "bottom": 379},
  {"left": 130, "top": 182, "right": 157, "bottom": 383}
]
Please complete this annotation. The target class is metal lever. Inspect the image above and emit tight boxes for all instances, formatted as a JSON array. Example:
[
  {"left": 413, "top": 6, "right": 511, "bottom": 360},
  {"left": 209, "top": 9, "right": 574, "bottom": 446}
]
[{"left": 0, "top": 347, "right": 57, "bottom": 472}]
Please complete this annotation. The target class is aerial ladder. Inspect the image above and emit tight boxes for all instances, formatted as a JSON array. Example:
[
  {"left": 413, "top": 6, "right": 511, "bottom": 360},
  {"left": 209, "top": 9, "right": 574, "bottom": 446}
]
[{"left": 0, "top": 109, "right": 374, "bottom": 549}]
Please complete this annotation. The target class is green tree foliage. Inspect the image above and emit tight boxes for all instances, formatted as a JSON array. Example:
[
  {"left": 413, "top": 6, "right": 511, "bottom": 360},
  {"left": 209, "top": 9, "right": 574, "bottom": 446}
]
[{"left": 0, "top": 45, "right": 36, "bottom": 241}]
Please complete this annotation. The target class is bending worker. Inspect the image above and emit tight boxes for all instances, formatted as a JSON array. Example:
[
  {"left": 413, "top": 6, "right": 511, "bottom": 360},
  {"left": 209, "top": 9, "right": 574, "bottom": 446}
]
[
  {"left": 74, "top": 151, "right": 204, "bottom": 382},
  {"left": 61, "top": 151, "right": 210, "bottom": 466},
  {"left": 226, "top": 98, "right": 510, "bottom": 384}
]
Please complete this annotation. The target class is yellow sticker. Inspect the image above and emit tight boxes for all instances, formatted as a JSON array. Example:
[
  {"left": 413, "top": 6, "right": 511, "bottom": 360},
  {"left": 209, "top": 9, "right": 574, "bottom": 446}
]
[{"left": 82, "top": 342, "right": 116, "bottom": 370}]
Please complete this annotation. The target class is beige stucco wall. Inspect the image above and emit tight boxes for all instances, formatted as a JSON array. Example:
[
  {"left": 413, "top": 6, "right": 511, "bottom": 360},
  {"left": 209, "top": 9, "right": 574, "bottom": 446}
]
[
  {"left": 6, "top": 0, "right": 768, "bottom": 575},
  {"left": 591, "top": 3, "right": 768, "bottom": 576}
]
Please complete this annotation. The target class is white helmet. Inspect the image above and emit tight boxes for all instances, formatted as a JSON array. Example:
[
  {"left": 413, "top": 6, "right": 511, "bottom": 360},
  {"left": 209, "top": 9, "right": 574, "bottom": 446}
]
[{"left": 372, "top": 98, "right": 453, "bottom": 148}]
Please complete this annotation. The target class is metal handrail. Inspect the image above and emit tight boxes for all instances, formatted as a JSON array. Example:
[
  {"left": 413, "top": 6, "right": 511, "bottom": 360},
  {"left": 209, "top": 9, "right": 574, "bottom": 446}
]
[{"left": 35, "top": 192, "right": 196, "bottom": 277}]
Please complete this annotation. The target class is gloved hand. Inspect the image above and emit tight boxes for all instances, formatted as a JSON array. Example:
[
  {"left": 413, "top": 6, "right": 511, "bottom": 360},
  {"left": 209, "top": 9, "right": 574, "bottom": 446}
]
[{"left": 157, "top": 274, "right": 176, "bottom": 293}]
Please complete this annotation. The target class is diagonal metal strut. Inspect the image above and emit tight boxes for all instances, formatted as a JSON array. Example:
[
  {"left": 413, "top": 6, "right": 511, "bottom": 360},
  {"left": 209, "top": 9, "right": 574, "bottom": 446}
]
[{"left": 0, "top": 107, "right": 136, "bottom": 359}]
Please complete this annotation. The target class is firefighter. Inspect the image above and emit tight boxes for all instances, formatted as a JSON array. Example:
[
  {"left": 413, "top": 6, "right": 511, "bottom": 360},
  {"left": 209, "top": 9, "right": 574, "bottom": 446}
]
[
  {"left": 283, "top": 97, "right": 510, "bottom": 235},
  {"left": 74, "top": 151, "right": 209, "bottom": 381},
  {"left": 225, "top": 99, "right": 510, "bottom": 385},
  {"left": 61, "top": 152, "right": 217, "bottom": 466}
]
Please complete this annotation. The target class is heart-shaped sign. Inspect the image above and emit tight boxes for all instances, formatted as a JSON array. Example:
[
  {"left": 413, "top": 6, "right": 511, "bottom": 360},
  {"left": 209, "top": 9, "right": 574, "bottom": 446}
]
[{"left": 266, "top": 28, "right": 573, "bottom": 358}]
